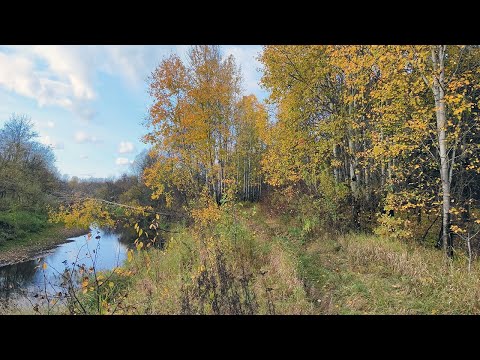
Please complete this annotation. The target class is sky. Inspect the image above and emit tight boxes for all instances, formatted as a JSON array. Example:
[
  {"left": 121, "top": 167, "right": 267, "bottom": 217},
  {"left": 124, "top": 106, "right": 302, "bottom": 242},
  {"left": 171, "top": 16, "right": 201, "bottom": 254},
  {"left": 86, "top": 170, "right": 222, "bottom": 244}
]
[{"left": 0, "top": 45, "right": 267, "bottom": 179}]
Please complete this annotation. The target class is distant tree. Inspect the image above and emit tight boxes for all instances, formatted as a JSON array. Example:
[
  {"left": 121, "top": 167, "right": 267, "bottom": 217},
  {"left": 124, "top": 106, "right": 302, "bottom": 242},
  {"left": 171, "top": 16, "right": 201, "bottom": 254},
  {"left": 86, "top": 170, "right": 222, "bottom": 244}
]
[{"left": 0, "top": 114, "right": 60, "bottom": 210}]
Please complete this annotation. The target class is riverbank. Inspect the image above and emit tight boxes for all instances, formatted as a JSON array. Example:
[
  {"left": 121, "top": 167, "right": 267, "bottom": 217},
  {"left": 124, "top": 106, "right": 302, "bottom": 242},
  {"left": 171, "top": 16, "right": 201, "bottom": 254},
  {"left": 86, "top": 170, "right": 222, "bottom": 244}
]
[
  {"left": 8, "top": 203, "right": 479, "bottom": 314},
  {"left": 0, "top": 224, "right": 87, "bottom": 266}
]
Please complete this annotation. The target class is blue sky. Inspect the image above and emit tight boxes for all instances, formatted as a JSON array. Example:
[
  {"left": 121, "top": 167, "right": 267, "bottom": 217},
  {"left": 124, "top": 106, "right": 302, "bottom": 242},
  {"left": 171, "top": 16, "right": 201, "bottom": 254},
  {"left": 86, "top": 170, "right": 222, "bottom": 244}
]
[{"left": 0, "top": 45, "right": 267, "bottom": 179}]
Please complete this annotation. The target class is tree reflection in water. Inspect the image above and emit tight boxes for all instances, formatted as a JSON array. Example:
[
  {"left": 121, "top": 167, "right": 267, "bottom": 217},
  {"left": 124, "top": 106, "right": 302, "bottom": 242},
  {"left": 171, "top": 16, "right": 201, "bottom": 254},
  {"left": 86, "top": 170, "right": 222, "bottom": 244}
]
[{"left": 0, "top": 258, "right": 40, "bottom": 306}]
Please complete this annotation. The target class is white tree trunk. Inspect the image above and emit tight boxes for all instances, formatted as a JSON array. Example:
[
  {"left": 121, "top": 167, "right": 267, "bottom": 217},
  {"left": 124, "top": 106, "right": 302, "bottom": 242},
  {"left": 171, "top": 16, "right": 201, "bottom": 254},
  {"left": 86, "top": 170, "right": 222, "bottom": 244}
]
[{"left": 431, "top": 45, "right": 453, "bottom": 257}]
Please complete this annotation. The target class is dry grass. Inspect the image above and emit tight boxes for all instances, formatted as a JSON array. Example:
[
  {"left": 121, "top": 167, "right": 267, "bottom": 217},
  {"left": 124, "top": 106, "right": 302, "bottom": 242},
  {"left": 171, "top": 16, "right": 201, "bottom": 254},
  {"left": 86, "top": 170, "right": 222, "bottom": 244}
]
[
  {"left": 335, "top": 233, "right": 480, "bottom": 314},
  {"left": 242, "top": 201, "right": 480, "bottom": 315},
  {"left": 15, "top": 199, "right": 478, "bottom": 315},
  {"left": 253, "top": 242, "right": 313, "bottom": 314},
  {"left": 119, "top": 204, "right": 312, "bottom": 314},
  {"left": 106, "top": 221, "right": 480, "bottom": 314}
]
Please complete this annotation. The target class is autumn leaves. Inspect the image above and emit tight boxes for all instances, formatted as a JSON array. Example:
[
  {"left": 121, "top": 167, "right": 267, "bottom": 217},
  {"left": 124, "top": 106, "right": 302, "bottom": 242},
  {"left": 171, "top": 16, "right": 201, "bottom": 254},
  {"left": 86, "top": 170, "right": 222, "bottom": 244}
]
[
  {"left": 259, "top": 46, "right": 480, "bottom": 254},
  {"left": 144, "top": 45, "right": 267, "bottom": 208}
]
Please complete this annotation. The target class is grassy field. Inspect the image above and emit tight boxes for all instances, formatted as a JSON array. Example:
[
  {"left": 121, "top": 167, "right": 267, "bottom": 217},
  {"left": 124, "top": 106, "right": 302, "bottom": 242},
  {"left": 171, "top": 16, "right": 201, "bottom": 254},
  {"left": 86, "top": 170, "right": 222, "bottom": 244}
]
[
  {"left": 113, "top": 203, "right": 312, "bottom": 315},
  {"left": 7, "top": 202, "right": 480, "bottom": 315},
  {"left": 246, "top": 203, "right": 480, "bottom": 314},
  {"left": 75, "top": 202, "right": 480, "bottom": 315}
]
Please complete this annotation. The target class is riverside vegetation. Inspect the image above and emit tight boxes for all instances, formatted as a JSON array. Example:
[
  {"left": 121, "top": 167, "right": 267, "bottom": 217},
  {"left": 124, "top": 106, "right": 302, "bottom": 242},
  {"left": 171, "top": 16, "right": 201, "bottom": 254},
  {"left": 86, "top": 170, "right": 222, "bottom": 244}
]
[{"left": 3, "top": 45, "right": 480, "bottom": 314}]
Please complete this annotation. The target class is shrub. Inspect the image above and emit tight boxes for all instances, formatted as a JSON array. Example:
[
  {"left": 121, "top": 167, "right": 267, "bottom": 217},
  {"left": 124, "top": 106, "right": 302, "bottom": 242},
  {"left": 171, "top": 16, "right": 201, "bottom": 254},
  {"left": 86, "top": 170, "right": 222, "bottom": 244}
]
[{"left": 374, "top": 213, "right": 414, "bottom": 242}]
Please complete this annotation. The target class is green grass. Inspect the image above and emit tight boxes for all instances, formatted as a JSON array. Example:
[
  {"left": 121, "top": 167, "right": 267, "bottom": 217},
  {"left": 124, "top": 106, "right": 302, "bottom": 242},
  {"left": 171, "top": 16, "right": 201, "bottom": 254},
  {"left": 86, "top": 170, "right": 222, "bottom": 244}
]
[
  {"left": 0, "top": 210, "right": 48, "bottom": 245},
  {"left": 0, "top": 222, "right": 59, "bottom": 251},
  {"left": 294, "top": 233, "right": 480, "bottom": 314},
  {"left": 0, "top": 210, "right": 86, "bottom": 264},
  {"left": 58, "top": 203, "right": 480, "bottom": 314},
  {"left": 87, "top": 203, "right": 314, "bottom": 315}
]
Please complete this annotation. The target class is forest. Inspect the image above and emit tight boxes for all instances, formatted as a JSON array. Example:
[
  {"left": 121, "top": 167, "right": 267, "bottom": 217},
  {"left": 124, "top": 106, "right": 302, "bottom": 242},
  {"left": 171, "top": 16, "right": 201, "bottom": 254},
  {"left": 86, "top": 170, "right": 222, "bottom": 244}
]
[{"left": 2, "top": 45, "right": 480, "bottom": 315}]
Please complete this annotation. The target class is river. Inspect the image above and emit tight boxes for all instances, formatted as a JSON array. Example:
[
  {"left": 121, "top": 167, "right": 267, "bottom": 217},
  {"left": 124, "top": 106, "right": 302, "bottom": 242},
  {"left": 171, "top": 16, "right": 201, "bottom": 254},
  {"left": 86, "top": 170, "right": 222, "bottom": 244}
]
[{"left": 0, "top": 227, "right": 131, "bottom": 311}]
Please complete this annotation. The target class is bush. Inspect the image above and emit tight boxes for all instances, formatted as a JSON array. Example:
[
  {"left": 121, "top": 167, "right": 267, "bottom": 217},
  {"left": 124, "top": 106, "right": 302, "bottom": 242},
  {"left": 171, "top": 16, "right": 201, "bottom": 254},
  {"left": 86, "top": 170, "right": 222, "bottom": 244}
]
[
  {"left": 264, "top": 171, "right": 351, "bottom": 241},
  {"left": 374, "top": 213, "right": 414, "bottom": 242}
]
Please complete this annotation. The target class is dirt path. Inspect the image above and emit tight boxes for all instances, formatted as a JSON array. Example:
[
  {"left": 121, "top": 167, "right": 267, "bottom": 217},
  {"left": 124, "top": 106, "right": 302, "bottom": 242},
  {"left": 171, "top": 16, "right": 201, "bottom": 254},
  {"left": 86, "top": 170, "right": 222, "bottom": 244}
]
[
  {"left": 238, "top": 202, "right": 361, "bottom": 314},
  {"left": 238, "top": 203, "right": 329, "bottom": 311}
]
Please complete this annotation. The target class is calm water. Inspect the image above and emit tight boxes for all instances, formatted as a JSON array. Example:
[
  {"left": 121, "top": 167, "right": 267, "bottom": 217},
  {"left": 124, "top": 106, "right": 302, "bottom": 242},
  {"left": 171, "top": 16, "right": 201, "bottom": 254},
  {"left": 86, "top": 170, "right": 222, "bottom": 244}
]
[{"left": 0, "top": 227, "right": 130, "bottom": 309}]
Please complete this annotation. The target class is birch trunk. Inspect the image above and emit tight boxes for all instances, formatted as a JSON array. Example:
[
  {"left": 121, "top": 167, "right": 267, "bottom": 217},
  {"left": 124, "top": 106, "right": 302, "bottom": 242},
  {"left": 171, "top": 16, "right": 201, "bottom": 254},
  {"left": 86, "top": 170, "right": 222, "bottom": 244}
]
[{"left": 431, "top": 45, "right": 453, "bottom": 258}]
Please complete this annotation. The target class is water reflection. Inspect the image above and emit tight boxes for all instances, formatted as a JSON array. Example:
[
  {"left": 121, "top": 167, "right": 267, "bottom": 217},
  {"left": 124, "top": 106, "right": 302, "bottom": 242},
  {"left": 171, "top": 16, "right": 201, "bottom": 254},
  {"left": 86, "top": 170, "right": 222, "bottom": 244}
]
[
  {"left": 0, "top": 259, "right": 38, "bottom": 302},
  {"left": 0, "top": 226, "right": 133, "bottom": 309}
]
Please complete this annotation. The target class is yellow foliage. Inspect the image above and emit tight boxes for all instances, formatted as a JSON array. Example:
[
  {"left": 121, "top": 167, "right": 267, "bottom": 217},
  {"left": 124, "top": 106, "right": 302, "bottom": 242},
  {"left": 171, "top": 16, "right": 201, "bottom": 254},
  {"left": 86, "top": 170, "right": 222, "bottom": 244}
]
[
  {"left": 49, "top": 199, "right": 115, "bottom": 229},
  {"left": 143, "top": 46, "right": 267, "bottom": 207},
  {"left": 191, "top": 187, "right": 221, "bottom": 228},
  {"left": 374, "top": 214, "right": 414, "bottom": 242},
  {"left": 450, "top": 225, "right": 466, "bottom": 234}
]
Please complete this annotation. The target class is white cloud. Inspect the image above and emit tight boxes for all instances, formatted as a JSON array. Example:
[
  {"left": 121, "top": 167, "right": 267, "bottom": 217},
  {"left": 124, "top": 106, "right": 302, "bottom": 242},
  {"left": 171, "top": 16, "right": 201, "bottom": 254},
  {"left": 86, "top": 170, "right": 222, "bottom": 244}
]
[
  {"left": 102, "top": 46, "right": 150, "bottom": 87},
  {"left": 32, "top": 119, "right": 56, "bottom": 129},
  {"left": 0, "top": 45, "right": 167, "bottom": 120},
  {"left": 31, "top": 45, "right": 96, "bottom": 101},
  {"left": 40, "top": 135, "right": 64, "bottom": 150},
  {"left": 80, "top": 154, "right": 88, "bottom": 159},
  {"left": 118, "top": 141, "right": 135, "bottom": 154},
  {"left": 0, "top": 48, "right": 96, "bottom": 120},
  {"left": 74, "top": 130, "right": 101, "bottom": 144},
  {"left": 116, "top": 157, "right": 133, "bottom": 166},
  {"left": 0, "top": 45, "right": 266, "bottom": 123}
]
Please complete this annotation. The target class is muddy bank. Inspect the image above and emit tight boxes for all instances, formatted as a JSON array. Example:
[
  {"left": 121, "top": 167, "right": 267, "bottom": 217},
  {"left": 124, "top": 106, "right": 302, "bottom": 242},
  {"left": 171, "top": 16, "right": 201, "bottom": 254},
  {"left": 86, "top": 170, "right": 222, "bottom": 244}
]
[{"left": 0, "top": 226, "right": 88, "bottom": 266}]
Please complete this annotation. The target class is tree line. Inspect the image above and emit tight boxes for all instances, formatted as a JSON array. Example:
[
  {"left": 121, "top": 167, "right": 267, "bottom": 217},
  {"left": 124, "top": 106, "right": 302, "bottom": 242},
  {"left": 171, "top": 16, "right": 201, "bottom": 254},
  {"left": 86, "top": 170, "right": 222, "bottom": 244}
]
[
  {"left": 0, "top": 114, "right": 60, "bottom": 211},
  {"left": 143, "top": 45, "right": 267, "bottom": 207},
  {"left": 259, "top": 45, "right": 480, "bottom": 258},
  {"left": 141, "top": 45, "right": 480, "bottom": 258},
  {"left": 10, "top": 45, "right": 480, "bottom": 260}
]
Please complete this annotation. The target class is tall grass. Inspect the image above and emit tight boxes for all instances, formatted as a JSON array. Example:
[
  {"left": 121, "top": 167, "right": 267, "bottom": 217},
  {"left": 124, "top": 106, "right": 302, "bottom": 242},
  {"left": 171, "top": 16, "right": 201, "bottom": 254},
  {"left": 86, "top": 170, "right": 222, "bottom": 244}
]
[
  {"left": 38, "top": 197, "right": 480, "bottom": 315},
  {"left": 117, "top": 204, "right": 312, "bottom": 314},
  {"left": 336, "top": 233, "right": 480, "bottom": 314}
]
